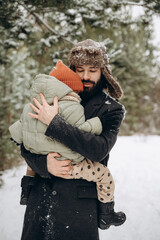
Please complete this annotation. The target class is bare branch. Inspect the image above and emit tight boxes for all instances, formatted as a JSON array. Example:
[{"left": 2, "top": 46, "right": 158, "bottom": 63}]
[{"left": 32, "top": 12, "right": 58, "bottom": 35}]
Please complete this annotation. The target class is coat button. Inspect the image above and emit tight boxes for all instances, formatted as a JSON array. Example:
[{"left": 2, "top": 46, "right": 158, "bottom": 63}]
[{"left": 52, "top": 190, "right": 57, "bottom": 195}]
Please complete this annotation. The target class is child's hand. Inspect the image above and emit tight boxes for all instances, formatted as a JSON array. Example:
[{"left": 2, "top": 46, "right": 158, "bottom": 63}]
[{"left": 28, "top": 93, "right": 58, "bottom": 125}]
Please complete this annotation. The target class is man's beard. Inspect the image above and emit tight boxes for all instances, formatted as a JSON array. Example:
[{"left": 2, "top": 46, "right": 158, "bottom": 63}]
[{"left": 79, "top": 77, "right": 105, "bottom": 105}]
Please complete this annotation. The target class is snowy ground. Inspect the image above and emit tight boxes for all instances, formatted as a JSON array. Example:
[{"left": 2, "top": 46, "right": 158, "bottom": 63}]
[{"left": 0, "top": 136, "right": 160, "bottom": 240}]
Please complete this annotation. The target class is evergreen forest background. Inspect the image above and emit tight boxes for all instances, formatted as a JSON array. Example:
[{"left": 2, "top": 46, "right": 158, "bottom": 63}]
[{"left": 0, "top": 0, "right": 160, "bottom": 171}]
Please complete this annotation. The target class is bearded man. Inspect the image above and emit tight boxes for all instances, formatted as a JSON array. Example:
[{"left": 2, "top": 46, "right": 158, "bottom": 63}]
[{"left": 20, "top": 39, "right": 125, "bottom": 240}]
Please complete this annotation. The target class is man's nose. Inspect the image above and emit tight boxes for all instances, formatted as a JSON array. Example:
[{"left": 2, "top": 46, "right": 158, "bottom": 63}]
[{"left": 83, "top": 71, "right": 90, "bottom": 80}]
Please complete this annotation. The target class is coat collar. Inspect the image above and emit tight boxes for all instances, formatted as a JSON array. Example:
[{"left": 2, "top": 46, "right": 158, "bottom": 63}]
[{"left": 84, "top": 91, "right": 107, "bottom": 119}]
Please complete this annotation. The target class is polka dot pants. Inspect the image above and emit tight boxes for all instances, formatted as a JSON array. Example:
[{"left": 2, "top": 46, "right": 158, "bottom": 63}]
[{"left": 66, "top": 159, "right": 115, "bottom": 203}]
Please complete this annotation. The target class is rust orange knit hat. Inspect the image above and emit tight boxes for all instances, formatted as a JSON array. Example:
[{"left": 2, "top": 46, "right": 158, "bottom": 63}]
[{"left": 49, "top": 60, "right": 83, "bottom": 92}]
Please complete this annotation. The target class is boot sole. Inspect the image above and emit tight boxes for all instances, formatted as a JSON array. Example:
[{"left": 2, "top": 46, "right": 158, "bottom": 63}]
[{"left": 99, "top": 215, "right": 126, "bottom": 230}]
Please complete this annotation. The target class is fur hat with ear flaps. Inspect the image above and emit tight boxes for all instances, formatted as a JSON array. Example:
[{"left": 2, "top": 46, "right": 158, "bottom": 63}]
[{"left": 68, "top": 39, "right": 123, "bottom": 99}]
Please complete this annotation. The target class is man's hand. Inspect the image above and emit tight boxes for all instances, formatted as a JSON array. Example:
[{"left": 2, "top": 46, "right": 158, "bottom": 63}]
[
  {"left": 47, "top": 152, "right": 73, "bottom": 178},
  {"left": 28, "top": 93, "right": 59, "bottom": 125}
]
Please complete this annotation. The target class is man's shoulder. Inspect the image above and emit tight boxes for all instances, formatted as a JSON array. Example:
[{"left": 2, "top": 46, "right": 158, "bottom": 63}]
[
  {"left": 84, "top": 91, "right": 125, "bottom": 119},
  {"left": 105, "top": 94, "right": 124, "bottom": 110},
  {"left": 87, "top": 91, "right": 125, "bottom": 111},
  {"left": 102, "top": 92, "right": 125, "bottom": 112}
]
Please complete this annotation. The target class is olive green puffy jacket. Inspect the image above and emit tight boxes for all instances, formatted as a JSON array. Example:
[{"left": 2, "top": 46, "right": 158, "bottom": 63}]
[{"left": 9, "top": 74, "right": 102, "bottom": 163}]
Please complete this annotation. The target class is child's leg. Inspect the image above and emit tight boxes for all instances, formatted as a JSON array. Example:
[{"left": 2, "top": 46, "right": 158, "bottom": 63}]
[
  {"left": 20, "top": 165, "right": 35, "bottom": 205},
  {"left": 70, "top": 159, "right": 114, "bottom": 203},
  {"left": 26, "top": 165, "right": 36, "bottom": 177},
  {"left": 67, "top": 159, "right": 126, "bottom": 230}
]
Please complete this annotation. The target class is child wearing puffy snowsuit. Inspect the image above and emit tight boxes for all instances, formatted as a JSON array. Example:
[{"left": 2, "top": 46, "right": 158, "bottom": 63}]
[{"left": 9, "top": 60, "right": 126, "bottom": 229}]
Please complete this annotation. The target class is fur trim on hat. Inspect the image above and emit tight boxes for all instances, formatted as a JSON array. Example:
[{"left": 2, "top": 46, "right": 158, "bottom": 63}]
[{"left": 68, "top": 39, "right": 123, "bottom": 99}]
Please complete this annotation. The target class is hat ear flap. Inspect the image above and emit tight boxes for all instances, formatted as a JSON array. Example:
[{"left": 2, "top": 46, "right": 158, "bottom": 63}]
[{"left": 102, "top": 68, "right": 123, "bottom": 99}]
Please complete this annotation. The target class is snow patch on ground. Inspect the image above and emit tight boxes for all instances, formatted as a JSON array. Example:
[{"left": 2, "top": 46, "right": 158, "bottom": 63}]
[
  {"left": 0, "top": 136, "right": 160, "bottom": 240},
  {"left": 100, "top": 136, "right": 160, "bottom": 240},
  {"left": 0, "top": 165, "right": 26, "bottom": 240}
]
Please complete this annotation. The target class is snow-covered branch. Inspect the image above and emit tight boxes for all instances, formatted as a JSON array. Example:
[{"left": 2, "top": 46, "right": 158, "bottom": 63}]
[
  {"left": 18, "top": 2, "right": 73, "bottom": 44},
  {"left": 115, "top": 1, "right": 159, "bottom": 13}
]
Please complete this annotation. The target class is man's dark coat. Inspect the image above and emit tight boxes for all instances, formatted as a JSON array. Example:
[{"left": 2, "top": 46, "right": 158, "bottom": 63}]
[{"left": 20, "top": 92, "right": 125, "bottom": 240}]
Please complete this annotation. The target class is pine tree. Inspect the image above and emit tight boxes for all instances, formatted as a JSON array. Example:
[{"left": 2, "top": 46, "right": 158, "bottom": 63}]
[{"left": 0, "top": 0, "right": 159, "bottom": 169}]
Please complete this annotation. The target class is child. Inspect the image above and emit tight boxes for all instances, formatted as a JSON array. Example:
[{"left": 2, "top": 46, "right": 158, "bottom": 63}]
[{"left": 9, "top": 60, "right": 126, "bottom": 230}]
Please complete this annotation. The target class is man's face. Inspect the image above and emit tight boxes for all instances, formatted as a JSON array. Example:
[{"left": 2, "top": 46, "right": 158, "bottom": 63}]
[{"left": 75, "top": 65, "right": 101, "bottom": 91}]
